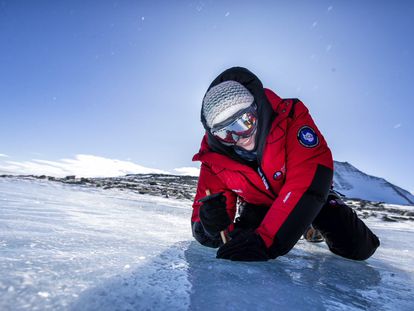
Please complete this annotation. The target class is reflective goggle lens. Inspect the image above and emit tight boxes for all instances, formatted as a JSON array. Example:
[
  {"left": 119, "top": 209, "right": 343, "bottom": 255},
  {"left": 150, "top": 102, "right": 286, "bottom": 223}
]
[{"left": 211, "top": 108, "right": 257, "bottom": 145}]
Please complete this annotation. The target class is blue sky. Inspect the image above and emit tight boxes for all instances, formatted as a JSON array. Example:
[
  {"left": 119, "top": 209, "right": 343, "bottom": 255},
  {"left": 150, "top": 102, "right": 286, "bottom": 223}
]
[{"left": 0, "top": 1, "right": 413, "bottom": 193}]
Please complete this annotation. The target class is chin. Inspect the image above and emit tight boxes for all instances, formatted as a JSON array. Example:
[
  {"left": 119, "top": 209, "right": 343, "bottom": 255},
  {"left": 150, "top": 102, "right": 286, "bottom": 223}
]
[
  {"left": 240, "top": 142, "right": 255, "bottom": 151},
  {"left": 237, "top": 133, "right": 257, "bottom": 151}
]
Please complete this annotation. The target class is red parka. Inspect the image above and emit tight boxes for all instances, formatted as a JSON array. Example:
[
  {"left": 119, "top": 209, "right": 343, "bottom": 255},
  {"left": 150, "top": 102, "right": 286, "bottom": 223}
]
[{"left": 192, "top": 68, "right": 333, "bottom": 257}]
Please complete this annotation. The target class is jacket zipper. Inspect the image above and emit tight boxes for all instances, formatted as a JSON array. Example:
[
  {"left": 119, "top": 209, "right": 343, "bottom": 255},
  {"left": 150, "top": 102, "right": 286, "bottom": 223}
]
[{"left": 257, "top": 166, "right": 278, "bottom": 198}]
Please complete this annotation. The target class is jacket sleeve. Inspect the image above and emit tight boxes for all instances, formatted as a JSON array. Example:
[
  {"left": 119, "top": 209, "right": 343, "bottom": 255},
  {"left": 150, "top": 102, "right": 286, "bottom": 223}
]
[
  {"left": 191, "top": 162, "right": 237, "bottom": 248},
  {"left": 256, "top": 101, "right": 333, "bottom": 258}
]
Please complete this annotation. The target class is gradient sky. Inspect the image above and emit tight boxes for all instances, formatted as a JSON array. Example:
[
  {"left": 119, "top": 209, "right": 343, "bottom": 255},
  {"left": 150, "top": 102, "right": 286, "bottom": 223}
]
[{"left": 1, "top": 1, "right": 413, "bottom": 193}]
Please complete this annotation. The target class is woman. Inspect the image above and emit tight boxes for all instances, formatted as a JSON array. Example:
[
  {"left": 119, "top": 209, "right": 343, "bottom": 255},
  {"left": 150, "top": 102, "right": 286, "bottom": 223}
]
[{"left": 191, "top": 67, "right": 379, "bottom": 261}]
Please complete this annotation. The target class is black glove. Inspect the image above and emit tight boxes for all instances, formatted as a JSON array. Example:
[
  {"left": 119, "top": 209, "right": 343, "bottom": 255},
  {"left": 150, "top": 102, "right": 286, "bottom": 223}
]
[
  {"left": 216, "top": 229, "right": 269, "bottom": 261},
  {"left": 234, "top": 202, "right": 269, "bottom": 230},
  {"left": 198, "top": 192, "right": 231, "bottom": 238}
]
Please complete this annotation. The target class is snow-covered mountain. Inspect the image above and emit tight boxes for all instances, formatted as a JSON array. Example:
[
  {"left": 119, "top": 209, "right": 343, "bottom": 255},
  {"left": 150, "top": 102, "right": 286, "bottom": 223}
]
[{"left": 333, "top": 161, "right": 414, "bottom": 205}]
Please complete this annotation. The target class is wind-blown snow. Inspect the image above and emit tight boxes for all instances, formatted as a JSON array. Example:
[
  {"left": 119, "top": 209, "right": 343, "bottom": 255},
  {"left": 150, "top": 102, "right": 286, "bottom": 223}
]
[{"left": 0, "top": 178, "right": 413, "bottom": 310}]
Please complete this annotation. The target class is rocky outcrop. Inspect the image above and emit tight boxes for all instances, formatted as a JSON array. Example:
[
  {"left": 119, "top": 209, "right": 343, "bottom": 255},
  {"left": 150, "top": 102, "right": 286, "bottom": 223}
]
[{"left": 1, "top": 173, "right": 412, "bottom": 222}]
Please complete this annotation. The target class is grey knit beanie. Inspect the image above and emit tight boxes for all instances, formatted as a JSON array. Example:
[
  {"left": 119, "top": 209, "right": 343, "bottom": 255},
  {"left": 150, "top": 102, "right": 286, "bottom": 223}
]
[{"left": 202, "top": 80, "right": 254, "bottom": 128}]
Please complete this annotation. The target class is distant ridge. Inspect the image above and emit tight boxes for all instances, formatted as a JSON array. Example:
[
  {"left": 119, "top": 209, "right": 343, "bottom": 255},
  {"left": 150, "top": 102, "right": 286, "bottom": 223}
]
[{"left": 333, "top": 161, "right": 414, "bottom": 205}]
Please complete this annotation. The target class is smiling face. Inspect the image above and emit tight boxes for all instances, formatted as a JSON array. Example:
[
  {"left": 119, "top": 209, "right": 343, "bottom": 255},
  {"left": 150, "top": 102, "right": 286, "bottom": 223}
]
[{"left": 235, "top": 129, "right": 257, "bottom": 151}]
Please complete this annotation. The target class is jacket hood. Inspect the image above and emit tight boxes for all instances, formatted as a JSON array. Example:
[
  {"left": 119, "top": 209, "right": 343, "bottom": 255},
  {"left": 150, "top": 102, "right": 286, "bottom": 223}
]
[{"left": 200, "top": 67, "right": 277, "bottom": 165}]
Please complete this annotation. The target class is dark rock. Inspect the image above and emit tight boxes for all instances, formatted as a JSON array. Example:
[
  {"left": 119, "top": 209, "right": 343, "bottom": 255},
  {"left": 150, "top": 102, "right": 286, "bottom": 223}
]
[{"left": 4, "top": 173, "right": 412, "bottom": 225}]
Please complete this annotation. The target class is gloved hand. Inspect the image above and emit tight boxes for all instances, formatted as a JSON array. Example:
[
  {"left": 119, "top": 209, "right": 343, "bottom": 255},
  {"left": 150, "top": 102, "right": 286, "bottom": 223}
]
[
  {"left": 234, "top": 202, "right": 269, "bottom": 230},
  {"left": 198, "top": 192, "right": 231, "bottom": 238},
  {"left": 216, "top": 229, "right": 269, "bottom": 261}
]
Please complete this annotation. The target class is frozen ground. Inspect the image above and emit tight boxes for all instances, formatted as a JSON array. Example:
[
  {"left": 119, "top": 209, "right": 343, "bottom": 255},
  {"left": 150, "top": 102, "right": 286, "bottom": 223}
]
[{"left": 0, "top": 178, "right": 413, "bottom": 311}]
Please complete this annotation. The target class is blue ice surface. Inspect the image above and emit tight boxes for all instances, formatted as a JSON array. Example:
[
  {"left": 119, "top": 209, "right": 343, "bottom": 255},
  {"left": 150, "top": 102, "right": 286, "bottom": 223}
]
[{"left": 0, "top": 178, "right": 413, "bottom": 311}]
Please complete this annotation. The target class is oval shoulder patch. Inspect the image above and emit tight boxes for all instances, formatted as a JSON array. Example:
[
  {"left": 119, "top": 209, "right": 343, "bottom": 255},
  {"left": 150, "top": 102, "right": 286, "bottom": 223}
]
[{"left": 297, "top": 126, "right": 319, "bottom": 148}]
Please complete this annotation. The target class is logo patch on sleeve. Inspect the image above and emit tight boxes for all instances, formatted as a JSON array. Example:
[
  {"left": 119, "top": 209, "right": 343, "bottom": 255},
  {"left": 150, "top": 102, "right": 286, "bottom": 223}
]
[{"left": 297, "top": 126, "right": 319, "bottom": 148}]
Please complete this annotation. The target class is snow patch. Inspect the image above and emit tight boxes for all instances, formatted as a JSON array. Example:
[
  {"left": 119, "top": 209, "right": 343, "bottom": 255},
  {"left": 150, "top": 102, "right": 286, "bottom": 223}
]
[
  {"left": 173, "top": 166, "right": 200, "bottom": 176},
  {"left": 0, "top": 154, "right": 168, "bottom": 178}
]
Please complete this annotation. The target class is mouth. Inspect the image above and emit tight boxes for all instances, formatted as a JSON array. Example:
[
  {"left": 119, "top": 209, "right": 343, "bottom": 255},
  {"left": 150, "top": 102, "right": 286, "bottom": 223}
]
[
  {"left": 238, "top": 135, "right": 254, "bottom": 146},
  {"left": 236, "top": 132, "right": 257, "bottom": 150}
]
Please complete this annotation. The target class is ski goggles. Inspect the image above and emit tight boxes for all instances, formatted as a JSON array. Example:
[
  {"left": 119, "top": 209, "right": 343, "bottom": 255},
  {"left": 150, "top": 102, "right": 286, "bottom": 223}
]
[{"left": 210, "top": 104, "right": 258, "bottom": 145}]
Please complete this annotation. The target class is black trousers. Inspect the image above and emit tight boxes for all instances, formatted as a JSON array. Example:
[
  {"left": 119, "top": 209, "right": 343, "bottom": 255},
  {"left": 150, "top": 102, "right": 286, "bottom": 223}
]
[
  {"left": 312, "top": 194, "right": 380, "bottom": 260},
  {"left": 238, "top": 192, "right": 380, "bottom": 261}
]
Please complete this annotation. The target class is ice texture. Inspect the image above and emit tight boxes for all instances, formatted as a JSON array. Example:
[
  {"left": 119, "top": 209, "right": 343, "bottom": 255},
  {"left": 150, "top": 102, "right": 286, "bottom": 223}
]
[{"left": 0, "top": 178, "right": 413, "bottom": 310}]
